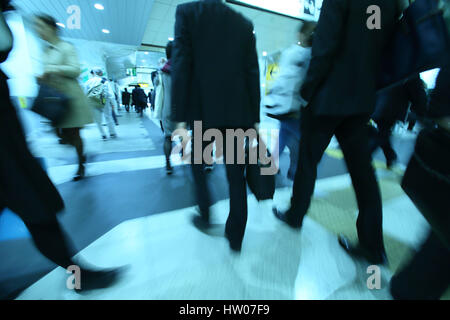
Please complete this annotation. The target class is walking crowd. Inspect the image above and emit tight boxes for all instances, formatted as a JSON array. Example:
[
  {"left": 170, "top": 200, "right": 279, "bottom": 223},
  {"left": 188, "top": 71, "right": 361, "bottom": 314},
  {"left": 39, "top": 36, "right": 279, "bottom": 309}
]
[{"left": 1, "top": 0, "right": 449, "bottom": 300}]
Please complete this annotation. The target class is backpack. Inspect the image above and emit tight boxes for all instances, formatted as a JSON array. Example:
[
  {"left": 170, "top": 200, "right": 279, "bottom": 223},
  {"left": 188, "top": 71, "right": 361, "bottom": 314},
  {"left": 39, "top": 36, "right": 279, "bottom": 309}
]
[{"left": 87, "top": 80, "right": 106, "bottom": 107}]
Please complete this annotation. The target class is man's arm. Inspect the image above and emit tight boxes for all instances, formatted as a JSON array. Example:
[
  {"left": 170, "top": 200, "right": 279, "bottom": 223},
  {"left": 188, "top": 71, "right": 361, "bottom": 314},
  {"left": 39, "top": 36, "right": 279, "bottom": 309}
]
[
  {"left": 246, "top": 23, "right": 261, "bottom": 125},
  {"left": 171, "top": 4, "right": 192, "bottom": 123},
  {"left": 300, "top": 0, "right": 348, "bottom": 104},
  {"left": 406, "top": 77, "right": 428, "bottom": 117}
]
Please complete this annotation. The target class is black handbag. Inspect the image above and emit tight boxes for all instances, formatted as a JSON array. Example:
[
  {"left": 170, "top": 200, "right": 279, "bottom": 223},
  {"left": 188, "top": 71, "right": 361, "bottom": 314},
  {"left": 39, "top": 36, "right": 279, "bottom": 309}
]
[
  {"left": 378, "top": 0, "right": 450, "bottom": 91},
  {"left": 31, "top": 84, "right": 70, "bottom": 126},
  {"left": 245, "top": 139, "right": 276, "bottom": 201},
  {"left": 401, "top": 127, "right": 450, "bottom": 249}
]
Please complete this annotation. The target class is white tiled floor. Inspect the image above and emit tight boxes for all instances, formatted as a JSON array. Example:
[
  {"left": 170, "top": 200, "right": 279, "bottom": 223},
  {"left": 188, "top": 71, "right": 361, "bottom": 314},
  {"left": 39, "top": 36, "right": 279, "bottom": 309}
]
[{"left": 16, "top": 175, "right": 427, "bottom": 300}]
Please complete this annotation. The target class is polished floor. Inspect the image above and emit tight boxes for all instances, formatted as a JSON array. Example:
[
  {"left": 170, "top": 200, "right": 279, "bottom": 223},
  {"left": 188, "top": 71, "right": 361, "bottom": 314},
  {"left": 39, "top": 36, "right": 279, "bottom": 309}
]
[{"left": 0, "top": 107, "right": 448, "bottom": 300}]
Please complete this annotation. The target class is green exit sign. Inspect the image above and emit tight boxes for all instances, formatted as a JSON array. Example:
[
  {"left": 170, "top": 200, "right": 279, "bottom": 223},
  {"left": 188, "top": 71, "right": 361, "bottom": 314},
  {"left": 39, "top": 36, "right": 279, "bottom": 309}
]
[{"left": 126, "top": 68, "right": 137, "bottom": 76}]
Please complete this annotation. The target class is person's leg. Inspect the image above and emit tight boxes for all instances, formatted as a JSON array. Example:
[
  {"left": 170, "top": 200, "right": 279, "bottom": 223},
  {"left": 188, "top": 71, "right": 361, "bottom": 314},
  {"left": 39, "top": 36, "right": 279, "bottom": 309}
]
[
  {"left": 377, "top": 121, "right": 398, "bottom": 167},
  {"left": 391, "top": 231, "right": 450, "bottom": 300},
  {"left": 223, "top": 131, "right": 248, "bottom": 250},
  {"left": 273, "top": 121, "right": 289, "bottom": 174},
  {"left": 335, "top": 116, "right": 386, "bottom": 257},
  {"left": 224, "top": 162, "right": 247, "bottom": 249},
  {"left": 283, "top": 119, "right": 301, "bottom": 181},
  {"left": 164, "top": 135, "right": 173, "bottom": 174},
  {"left": 23, "top": 216, "right": 76, "bottom": 269},
  {"left": 190, "top": 128, "right": 211, "bottom": 220},
  {"left": 367, "top": 123, "right": 380, "bottom": 156},
  {"left": 60, "top": 128, "right": 86, "bottom": 180},
  {"left": 104, "top": 103, "right": 117, "bottom": 137},
  {"left": 23, "top": 215, "right": 122, "bottom": 291},
  {"left": 93, "top": 108, "right": 107, "bottom": 139},
  {"left": 112, "top": 108, "right": 119, "bottom": 126},
  {"left": 284, "top": 110, "right": 336, "bottom": 227}
]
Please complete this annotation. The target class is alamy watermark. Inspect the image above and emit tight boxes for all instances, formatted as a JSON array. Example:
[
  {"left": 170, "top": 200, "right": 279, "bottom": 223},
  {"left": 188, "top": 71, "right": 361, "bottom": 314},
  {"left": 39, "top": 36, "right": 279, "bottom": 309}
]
[
  {"left": 172, "top": 121, "right": 278, "bottom": 176},
  {"left": 66, "top": 265, "right": 81, "bottom": 290},
  {"left": 367, "top": 265, "right": 382, "bottom": 290}
]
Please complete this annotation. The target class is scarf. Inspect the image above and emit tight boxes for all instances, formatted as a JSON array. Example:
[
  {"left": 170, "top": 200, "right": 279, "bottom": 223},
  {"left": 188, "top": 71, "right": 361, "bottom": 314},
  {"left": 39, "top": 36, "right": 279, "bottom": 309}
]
[{"left": 162, "top": 60, "right": 171, "bottom": 74}]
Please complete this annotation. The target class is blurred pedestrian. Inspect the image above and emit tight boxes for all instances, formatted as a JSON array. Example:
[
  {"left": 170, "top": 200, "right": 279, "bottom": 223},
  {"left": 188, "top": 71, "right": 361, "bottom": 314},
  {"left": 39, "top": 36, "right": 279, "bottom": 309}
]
[
  {"left": 1, "top": 4, "right": 121, "bottom": 292},
  {"left": 34, "top": 14, "right": 93, "bottom": 181},
  {"left": 273, "top": 0, "right": 401, "bottom": 265},
  {"left": 171, "top": 0, "right": 261, "bottom": 252},
  {"left": 122, "top": 88, "right": 131, "bottom": 112},
  {"left": 265, "top": 21, "right": 316, "bottom": 180},
  {"left": 390, "top": 67, "right": 450, "bottom": 300},
  {"left": 85, "top": 68, "right": 117, "bottom": 140},
  {"left": 369, "top": 76, "right": 428, "bottom": 168}
]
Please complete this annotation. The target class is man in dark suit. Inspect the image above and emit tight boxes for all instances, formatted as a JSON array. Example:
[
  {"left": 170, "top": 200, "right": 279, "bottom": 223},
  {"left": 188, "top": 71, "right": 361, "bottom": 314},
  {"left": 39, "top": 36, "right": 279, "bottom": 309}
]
[
  {"left": 171, "top": 0, "right": 260, "bottom": 252},
  {"left": 122, "top": 88, "right": 131, "bottom": 112},
  {"left": 369, "top": 76, "right": 428, "bottom": 168},
  {"left": 132, "top": 85, "right": 147, "bottom": 117},
  {"left": 273, "top": 0, "right": 400, "bottom": 264}
]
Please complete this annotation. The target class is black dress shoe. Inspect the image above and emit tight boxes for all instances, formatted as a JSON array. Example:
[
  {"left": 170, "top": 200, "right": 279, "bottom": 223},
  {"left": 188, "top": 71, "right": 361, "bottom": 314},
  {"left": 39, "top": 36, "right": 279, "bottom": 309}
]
[
  {"left": 73, "top": 164, "right": 85, "bottom": 182},
  {"left": 192, "top": 215, "right": 211, "bottom": 231},
  {"left": 75, "top": 268, "right": 123, "bottom": 293},
  {"left": 225, "top": 227, "right": 242, "bottom": 253},
  {"left": 338, "top": 235, "right": 388, "bottom": 265},
  {"left": 166, "top": 161, "right": 173, "bottom": 175},
  {"left": 272, "top": 207, "right": 302, "bottom": 230}
]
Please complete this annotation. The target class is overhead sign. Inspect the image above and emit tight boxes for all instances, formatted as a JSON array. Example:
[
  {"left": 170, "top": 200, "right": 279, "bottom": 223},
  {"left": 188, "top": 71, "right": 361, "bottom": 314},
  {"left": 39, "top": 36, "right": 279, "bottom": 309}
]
[
  {"left": 228, "top": 0, "right": 322, "bottom": 21},
  {"left": 126, "top": 68, "right": 137, "bottom": 77}
]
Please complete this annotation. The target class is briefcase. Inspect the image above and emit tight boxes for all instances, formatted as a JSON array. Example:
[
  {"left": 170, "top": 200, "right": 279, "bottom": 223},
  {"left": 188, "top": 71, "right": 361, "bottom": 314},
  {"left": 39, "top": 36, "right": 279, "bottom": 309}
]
[
  {"left": 31, "top": 84, "right": 70, "bottom": 126},
  {"left": 245, "top": 139, "right": 276, "bottom": 201},
  {"left": 401, "top": 127, "right": 450, "bottom": 249}
]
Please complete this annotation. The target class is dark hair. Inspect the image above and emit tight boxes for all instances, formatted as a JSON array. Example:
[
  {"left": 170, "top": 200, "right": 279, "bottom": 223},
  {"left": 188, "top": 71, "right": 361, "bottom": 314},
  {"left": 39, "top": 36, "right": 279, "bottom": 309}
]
[
  {"left": 35, "top": 14, "right": 58, "bottom": 31},
  {"left": 299, "top": 21, "right": 317, "bottom": 34},
  {"left": 166, "top": 41, "right": 173, "bottom": 60},
  {"left": 298, "top": 21, "right": 317, "bottom": 46}
]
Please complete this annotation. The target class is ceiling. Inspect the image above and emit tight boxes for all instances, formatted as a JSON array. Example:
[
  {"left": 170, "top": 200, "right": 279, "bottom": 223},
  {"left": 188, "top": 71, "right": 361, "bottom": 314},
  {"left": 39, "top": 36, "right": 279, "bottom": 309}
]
[
  {"left": 9, "top": 0, "right": 312, "bottom": 79},
  {"left": 142, "top": 0, "right": 305, "bottom": 56},
  {"left": 12, "top": 0, "right": 155, "bottom": 46}
]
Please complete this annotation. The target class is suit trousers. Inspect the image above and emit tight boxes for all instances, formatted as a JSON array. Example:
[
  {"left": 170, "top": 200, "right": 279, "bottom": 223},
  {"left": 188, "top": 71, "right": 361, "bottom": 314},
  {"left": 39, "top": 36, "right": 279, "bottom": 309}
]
[
  {"left": 190, "top": 128, "right": 248, "bottom": 244},
  {"left": 286, "top": 108, "right": 385, "bottom": 254},
  {"left": 369, "top": 119, "right": 398, "bottom": 164},
  {"left": 93, "top": 106, "right": 116, "bottom": 137}
]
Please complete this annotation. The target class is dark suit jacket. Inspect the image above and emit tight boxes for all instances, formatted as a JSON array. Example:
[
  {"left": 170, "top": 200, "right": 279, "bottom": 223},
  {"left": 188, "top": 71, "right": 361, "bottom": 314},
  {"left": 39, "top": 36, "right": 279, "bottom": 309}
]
[
  {"left": 429, "top": 68, "right": 450, "bottom": 119},
  {"left": 122, "top": 91, "right": 131, "bottom": 104},
  {"left": 301, "top": 0, "right": 400, "bottom": 116},
  {"left": 132, "top": 87, "right": 147, "bottom": 107},
  {"left": 1, "top": 19, "right": 64, "bottom": 222},
  {"left": 171, "top": 0, "right": 260, "bottom": 129}
]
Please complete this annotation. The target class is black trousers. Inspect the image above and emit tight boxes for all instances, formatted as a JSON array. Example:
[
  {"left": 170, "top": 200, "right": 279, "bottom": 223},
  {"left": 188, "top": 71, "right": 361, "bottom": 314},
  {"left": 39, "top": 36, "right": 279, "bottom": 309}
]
[
  {"left": 391, "top": 231, "right": 450, "bottom": 300},
  {"left": 286, "top": 108, "right": 385, "bottom": 254},
  {"left": 369, "top": 119, "right": 398, "bottom": 164},
  {"left": 190, "top": 128, "right": 248, "bottom": 244}
]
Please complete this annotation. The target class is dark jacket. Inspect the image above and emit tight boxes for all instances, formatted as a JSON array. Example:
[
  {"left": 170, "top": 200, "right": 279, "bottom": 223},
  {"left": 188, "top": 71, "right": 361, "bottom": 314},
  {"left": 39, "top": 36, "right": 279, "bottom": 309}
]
[
  {"left": 429, "top": 68, "right": 450, "bottom": 119},
  {"left": 1, "top": 9, "right": 64, "bottom": 223},
  {"left": 171, "top": 0, "right": 260, "bottom": 128},
  {"left": 301, "top": 0, "right": 400, "bottom": 116},
  {"left": 132, "top": 87, "right": 147, "bottom": 107},
  {"left": 122, "top": 90, "right": 131, "bottom": 104},
  {"left": 372, "top": 76, "right": 428, "bottom": 124}
]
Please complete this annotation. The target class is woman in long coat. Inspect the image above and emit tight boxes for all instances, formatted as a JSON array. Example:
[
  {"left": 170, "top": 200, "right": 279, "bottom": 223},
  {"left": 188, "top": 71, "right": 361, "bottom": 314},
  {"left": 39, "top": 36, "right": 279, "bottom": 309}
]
[
  {"left": 1, "top": 5, "right": 120, "bottom": 293},
  {"left": 34, "top": 14, "right": 93, "bottom": 181}
]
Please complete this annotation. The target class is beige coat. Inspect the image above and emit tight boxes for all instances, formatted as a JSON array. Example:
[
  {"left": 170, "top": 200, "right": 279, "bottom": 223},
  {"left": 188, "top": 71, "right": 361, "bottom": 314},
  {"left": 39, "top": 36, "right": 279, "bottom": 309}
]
[{"left": 41, "top": 40, "right": 93, "bottom": 128}]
